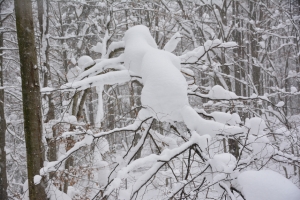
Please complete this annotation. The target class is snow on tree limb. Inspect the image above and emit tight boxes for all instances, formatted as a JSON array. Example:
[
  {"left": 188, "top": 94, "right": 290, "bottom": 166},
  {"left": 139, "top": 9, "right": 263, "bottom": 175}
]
[{"left": 61, "top": 70, "right": 131, "bottom": 91}]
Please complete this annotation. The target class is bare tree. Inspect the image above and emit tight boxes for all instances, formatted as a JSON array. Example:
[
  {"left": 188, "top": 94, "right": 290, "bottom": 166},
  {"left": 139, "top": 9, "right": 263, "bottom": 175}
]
[
  {"left": 14, "top": 0, "right": 47, "bottom": 199},
  {"left": 0, "top": 0, "right": 8, "bottom": 198}
]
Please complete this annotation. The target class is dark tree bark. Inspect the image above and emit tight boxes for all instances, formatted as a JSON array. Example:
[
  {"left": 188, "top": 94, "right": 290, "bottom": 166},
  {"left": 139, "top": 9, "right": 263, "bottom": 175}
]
[
  {"left": 250, "top": 0, "right": 260, "bottom": 95},
  {"left": 0, "top": 1, "right": 8, "bottom": 198},
  {"left": 14, "top": 0, "right": 47, "bottom": 199}
]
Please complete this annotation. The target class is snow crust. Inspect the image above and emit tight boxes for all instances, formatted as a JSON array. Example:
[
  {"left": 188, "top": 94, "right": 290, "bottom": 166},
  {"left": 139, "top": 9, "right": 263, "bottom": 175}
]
[{"left": 237, "top": 170, "right": 300, "bottom": 200}]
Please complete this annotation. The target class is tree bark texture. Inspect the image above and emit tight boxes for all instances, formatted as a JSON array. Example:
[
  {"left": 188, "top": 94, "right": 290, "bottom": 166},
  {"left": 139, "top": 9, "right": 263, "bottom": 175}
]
[
  {"left": 14, "top": 0, "right": 47, "bottom": 199},
  {"left": 0, "top": 2, "right": 8, "bottom": 198}
]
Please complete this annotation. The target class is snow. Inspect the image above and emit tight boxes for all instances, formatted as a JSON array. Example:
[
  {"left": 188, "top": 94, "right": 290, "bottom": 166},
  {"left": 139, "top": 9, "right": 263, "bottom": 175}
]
[
  {"left": 93, "top": 108, "right": 151, "bottom": 138},
  {"left": 93, "top": 147, "right": 110, "bottom": 186},
  {"left": 24, "top": 179, "right": 71, "bottom": 200},
  {"left": 140, "top": 48, "right": 187, "bottom": 122},
  {"left": 40, "top": 131, "right": 94, "bottom": 176},
  {"left": 276, "top": 101, "right": 285, "bottom": 107},
  {"left": 275, "top": 126, "right": 291, "bottom": 136},
  {"left": 246, "top": 117, "right": 267, "bottom": 135},
  {"left": 67, "top": 66, "right": 82, "bottom": 82},
  {"left": 181, "top": 67, "right": 194, "bottom": 76},
  {"left": 237, "top": 170, "right": 300, "bottom": 200},
  {"left": 163, "top": 32, "right": 181, "bottom": 52},
  {"left": 41, "top": 87, "right": 55, "bottom": 93},
  {"left": 259, "top": 41, "right": 265, "bottom": 49},
  {"left": 124, "top": 25, "right": 158, "bottom": 77},
  {"left": 22, "top": 180, "right": 29, "bottom": 200},
  {"left": 34, "top": 175, "right": 42, "bottom": 185},
  {"left": 209, "top": 153, "right": 236, "bottom": 178},
  {"left": 180, "top": 45, "right": 206, "bottom": 63},
  {"left": 210, "top": 112, "right": 241, "bottom": 125},
  {"left": 110, "top": 132, "right": 209, "bottom": 198},
  {"left": 119, "top": 189, "right": 131, "bottom": 200},
  {"left": 75, "top": 54, "right": 125, "bottom": 81},
  {"left": 180, "top": 40, "right": 220, "bottom": 63},
  {"left": 106, "top": 41, "right": 125, "bottom": 58},
  {"left": 58, "top": 114, "right": 78, "bottom": 124},
  {"left": 95, "top": 85, "right": 104, "bottom": 128},
  {"left": 208, "top": 85, "right": 238, "bottom": 99},
  {"left": 204, "top": 39, "right": 222, "bottom": 49},
  {"left": 181, "top": 105, "right": 242, "bottom": 136},
  {"left": 61, "top": 70, "right": 131, "bottom": 90},
  {"left": 150, "top": 131, "right": 178, "bottom": 149},
  {"left": 48, "top": 183, "right": 71, "bottom": 200},
  {"left": 67, "top": 186, "right": 79, "bottom": 199},
  {"left": 123, "top": 25, "right": 242, "bottom": 137},
  {"left": 77, "top": 55, "right": 95, "bottom": 70},
  {"left": 91, "top": 42, "right": 103, "bottom": 53},
  {"left": 245, "top": 118, "right": 275, "bottom": 158},
  {"left": 291, "top": 86, "right": 297, "bottom": 93},
  {"left": 219, "top": 41, "right": 238, "bottom": 48}
]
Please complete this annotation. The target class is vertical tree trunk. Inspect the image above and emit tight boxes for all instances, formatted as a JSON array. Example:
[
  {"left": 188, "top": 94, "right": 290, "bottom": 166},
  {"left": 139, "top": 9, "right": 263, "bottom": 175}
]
[
  {"left": 14, "top": 0, "right": 47, "bottom": 199},
  {"left": 0, "top": 1, "right": 8, "bottom": 198},
  {"left": 250, "top": 0, "right": 260, "bottom": 95}
]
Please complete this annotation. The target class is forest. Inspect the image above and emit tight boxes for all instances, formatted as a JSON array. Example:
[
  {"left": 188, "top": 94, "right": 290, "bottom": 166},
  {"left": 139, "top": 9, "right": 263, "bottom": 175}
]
[{"left": 0, "top": 0, "right": 300, "bottom": 200}]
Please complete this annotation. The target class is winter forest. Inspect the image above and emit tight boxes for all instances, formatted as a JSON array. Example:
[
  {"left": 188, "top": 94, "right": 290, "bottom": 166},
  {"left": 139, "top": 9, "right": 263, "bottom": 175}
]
[{"left": 0, "top": 0, "right": 300, "bottom": 199}]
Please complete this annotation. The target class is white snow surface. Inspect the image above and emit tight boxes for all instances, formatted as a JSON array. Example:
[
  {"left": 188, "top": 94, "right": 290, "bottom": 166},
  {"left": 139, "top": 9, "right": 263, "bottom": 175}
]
[
  {"left": 246, "top": 117, "right": 267, "bottom": 135},
  {"left": 23, "top": 180, "right": 29, "bottom": 200},
  {"left": 140, "top": 47, "right": 187, "bottom": 122},
  {"left": 95, "top": 85, "right": 104, "bottom": 128},
  {"left": 209, "top": 153, "right": 236, "bottom": 173},
  {"left": 62, "top": 70, "right": 131, "bottom": 90},
  {"left": 276, "top": 101, "right": 285, "bottom": 107},
  {"left": 48, "top": 183, "right": 71, "bottom": 200},
  {"left": 291, "top": 86, "right": 297, "bottom": 93},
  {"left": 208, "top": 85, "right": 238, "bottom": 99},
  {"left": 210, "top": 112, "right": 241, "bottom": 125},
  {"left": 67, "top": 66, "right": 82, "bottom": 82},
  {"left": 237, "top": 170, "right": 300, "bottom": 200},
  {"left": 163, "top": 32, "right": 181, "bottom": 52},
  {"left": 122, "top": 25, "right": 243, "bottom": 135},
  {"left": 124, "top": 25, "right": 158, "bottom": 77},
  {"left": 34, "top": 175, "right": 42, "bottom": 185},
  {"left": 77, "top": 55, "right": 95, "bottom": 70},
  {"left": 23, "top": 180, "right": 71, "bottom": 200},
  {"left": 218, "top": 41, "right": 237, "bottom": 48},
  {"left": 91, "top": 42, "right": 103, "bottom": 53}
]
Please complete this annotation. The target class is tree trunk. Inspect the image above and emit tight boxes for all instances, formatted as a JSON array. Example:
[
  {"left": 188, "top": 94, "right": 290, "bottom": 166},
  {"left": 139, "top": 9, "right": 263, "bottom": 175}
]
[
  {"left": 0, "top": 2, "right": 8, "bottom": 198},
  {"left": 14, "top": 0, "right": 47, "bottom": 199}
]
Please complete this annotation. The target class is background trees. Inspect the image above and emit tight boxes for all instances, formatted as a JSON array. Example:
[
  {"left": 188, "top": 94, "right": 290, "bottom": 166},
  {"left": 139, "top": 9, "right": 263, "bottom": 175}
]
[{"left": 0, "top": 0, "right": 299, "bottom": 199}]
